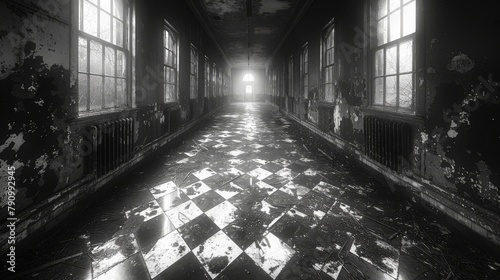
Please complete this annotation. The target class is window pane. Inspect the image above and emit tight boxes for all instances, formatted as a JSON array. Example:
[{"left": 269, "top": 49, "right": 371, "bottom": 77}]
[
  {"left": 374, "top": 77, "right": 384, "bottom": 105},
  {"left": 385, "top": 75, "right": 397, "bottom": 106},
  {"left": 389, "top": 0, "right": 400, "bottom": 12},
  {"left": 377, "top": 18, "right": 387, "bottom": 46},
  {"left": 78, "top": 37, "right": 88, "bottom": 73},
  {"left": 386, "top": 45, "right": 397, "bottom": 75},
  {"left": 399, "top": 74, "right": 413, "bottom": 108},
  {"left": 104, "top": 77, "right": 116, "bottom": 108},
  {"left": 389, "top": 10, "right": 401, "bottom": 41},
  {"left": 100, "top": 11, "right": 111, "bottom": 42},
  {"left": 83, "top": 1, "right": 98, "bottom": 36},
  {"left": 402, "top": 1, "right": 416, "bottom": 36},
  {"left": 325, "top": 84, "right": 333, "bottom": 102},
  {"left": 116, "top": 78, "right": 127, "bottom": 106},
  {"left": 90, "top": 75, "right": 103, "bottom": 110},
  {"left": 117, "top": 50, "right": 126, "bottom": 77},
  {"left": 375, "top": 49, "right": 384, "bottom": 76},
  {"left": 113, "top": 0, "right": 123, "bottom": 19},
  {"left": 100, "top": 0, "right": 111, "bottom": 12},
  {"left": 113, "top": 19, "right": 123, "bottom": 47},
  {"left": 399, "top": 39, "right": 413, "bottom": 73},
  {"left": 327, "top": 29, "right": 334, "bottom": 48},
  {"left": 327, "top": 49, "right": 334, "bottom": 65},
  {"left": 89, "top": 40, "right": 102, "bottom": 74},
  {"left": 378, "top": 0, "right": 387, "bottom": 19},
  {"left": 78, "top": 74, "right": 88, "bottom": 112},
  {"left": 104, "top": 46, "right": 115, "bottom": 76}
]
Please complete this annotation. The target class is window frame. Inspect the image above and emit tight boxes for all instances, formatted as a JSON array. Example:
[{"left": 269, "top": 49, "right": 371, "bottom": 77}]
[
  {"left": 204, "top": 56, "right": 210, "bottom": 98},
  {"left": 321, "top": 19, "right": 335, "bottom": 103},
  {"left": 77, "top": 0, "right": 131, "bottom": 115},
  {"left": 288, "top": 55, "right": 293, "bottom": 98},
  {"left": 163, "top": 21, "right": 179, "bottom": 104},
  {"left": 370, "top": 0, "right": 418, "bottom": 114},
  {"left": 189, "top": 44, "right": 198, "bottom": 99},
  {"left": 300, "top": 43, "right": 309, "bottom": 99}
]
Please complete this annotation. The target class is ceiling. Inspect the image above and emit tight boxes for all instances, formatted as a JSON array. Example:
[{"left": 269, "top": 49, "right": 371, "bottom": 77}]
[{"left": 186, "top": 0, "right": 313, "bottom": 69}]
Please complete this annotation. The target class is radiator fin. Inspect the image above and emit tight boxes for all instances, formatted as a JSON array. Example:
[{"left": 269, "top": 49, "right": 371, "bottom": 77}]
[{"left": 364, "top": 116, "right": 412, "bottom": 172}]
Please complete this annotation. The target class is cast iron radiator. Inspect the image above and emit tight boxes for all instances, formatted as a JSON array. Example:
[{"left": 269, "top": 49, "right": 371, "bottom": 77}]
[
  {"left": 364, "top": 115, "right": 412, "bottom": 172},
  {"left": 87, "top": 118, "right": 134, "bottom": 177}
]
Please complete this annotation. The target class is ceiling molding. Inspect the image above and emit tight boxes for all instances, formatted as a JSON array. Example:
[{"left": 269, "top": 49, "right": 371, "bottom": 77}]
[
  {"left": 184, "top": 0, "right": 232, "bottom": 68},
  {"left": 266, "top": 0, "right": 315, "bottom": 68}
]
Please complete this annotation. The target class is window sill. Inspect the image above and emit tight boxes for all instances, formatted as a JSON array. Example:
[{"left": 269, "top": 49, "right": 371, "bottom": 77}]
[
  {"left": 68, "top": 108, "right": 137, "bottom": 126},
  {"left": 360, "top": 106, "right": 424, "bottom": 125}
]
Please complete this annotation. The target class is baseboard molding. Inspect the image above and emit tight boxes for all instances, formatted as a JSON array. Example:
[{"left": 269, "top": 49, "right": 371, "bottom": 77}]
[
  {"left": 0, "top": 107, "right": 222, "bottom": 253},
  {"left": 277, "top": 105, "right": 500, "bottom": 249}
]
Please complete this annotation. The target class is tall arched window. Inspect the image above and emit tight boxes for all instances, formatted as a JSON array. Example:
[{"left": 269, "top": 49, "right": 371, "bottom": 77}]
[{"left": 243, "top": 74, "right": 255, "bottom": 82}]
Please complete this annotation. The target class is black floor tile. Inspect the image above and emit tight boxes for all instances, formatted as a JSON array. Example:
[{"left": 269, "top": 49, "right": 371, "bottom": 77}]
[{"left": 179, "top": 214, "right": 220, "bottom": 250}]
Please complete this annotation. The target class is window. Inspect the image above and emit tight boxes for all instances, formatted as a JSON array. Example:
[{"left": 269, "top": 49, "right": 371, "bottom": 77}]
[
  {"left": 78, "top": 0, "right": 129, "bottom": 113},
  {"left": 245, "top": 85, "right": 252, "bottom": 94},
  {"left": 300, "top": 44, "right": 309, "bottom": 99},
  {"left": 204, "top": 56, "right": 210, "bottom": 98},
  {"left": 212, "top": 63, "right": 216, "bottom": 97},
  {"left": 217, "top": 68, "right": 222, "bottom": 97},
  {"left": 373, "top": 0, "right": 416, "bottom": 110},
  {"left": 190, "top": 45, "right": 198, "bottom": 99},
  {"left": 164, "top": 25, "right": 178, "bottom": 103},
  {"left": 288, "top": 55, "right": 293, "bottom": 97},
  {"left": 323, "top": 24, "right": 335, "bottom": 102}
]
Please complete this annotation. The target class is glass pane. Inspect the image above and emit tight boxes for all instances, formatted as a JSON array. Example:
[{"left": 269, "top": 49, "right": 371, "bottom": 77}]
[
  {"left": 402, "top": 1, "right": 416, "bottom": 36},
  {"left": 386, "top": 75, "right": 397, "bottom": 106},
  {"left": 78, "top": 37, "right": 87, "bottom": 72},
  {"left": 375, "top": 49, "right": 384, "bottom": 76},
  {"left": 327, "top": 30, "right": 334, "bottom": 48},
  {"left": 399, "top": 40, "right": 413, "bottom": 73},
  {"left": 78, "top": 74, "right": 88, "bottom": 112},
  {"left": 104, "top": 77, "right": 116, "bottom": 108},
  {"left": 399, "top": 74, "right": 413, "bottom": 108},
  {"left": 83, "top": 1, "right": 98, "bottom": 36},
  {"left": 378, "top": 0, "right": 387, "bottom": 19},
  {"left": 389, "top": 0, "right": 400, "bottom": 12},
  {"left": 100, "top": 11, "right": 111, "bottom": 42},
  {"left": 327, "top": 49, "right": 334, "bottom": 65},
  {"left": 104, "top": 47, "right": 115, "bottom": 76},
  {"left": 374, "top": 77, "right": 384, "bottom": 105},
  {"left": 377, "top": 18, "right": 387, "bottom": 46},
  {"left": 87, "top": 0, "right": 97, "bottom": 4},
  {"left": 325, "top": 84, "right": 333, "bottom": 102},
  {"left": 101, "top": 0, "right": 111, "bottom": 12},
  {"left": 386, "top": 45, "right": 397, "bottom": 75},
  {"left": 117, "top": 50, "right": 126, "bottom": 77},
  {"left": 89, "top": 75, "right": 103, "bottom": 110},
  {"left": 113, "top": 0, "right": 123, "bottom": 19},
  {"left": 113, "top": 19, "right": 123, "bottom": 47},
  {"left": 116, "top": 78, "right": 127, "bottom": 106},
  {"left": 389, "top": 10, "right": 401, "bottom": 41},
  {"left": 89, "top": 40, "right": 102, "bottom": 74},
  {"left": 403, "top": 0, "right": 411, "bottom": 4}
]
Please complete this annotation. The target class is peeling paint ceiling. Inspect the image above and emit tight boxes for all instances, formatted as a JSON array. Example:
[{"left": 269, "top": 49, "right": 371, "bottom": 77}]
[{"left": 186, "top": 0, "right": 312, "bottom": 68}]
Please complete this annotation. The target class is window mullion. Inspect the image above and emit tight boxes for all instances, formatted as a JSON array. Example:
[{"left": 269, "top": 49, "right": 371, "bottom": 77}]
[{"left": 86, "top": 39, "right": 91, "bottom": 111}]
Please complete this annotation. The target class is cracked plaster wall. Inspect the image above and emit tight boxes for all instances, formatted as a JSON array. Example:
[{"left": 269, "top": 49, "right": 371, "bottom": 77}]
[
  {"left": 0, "top": 0, "right": 231, "bottom": 246},
  {"left": 269, "top": 0, "right": 500, "bottom": 216}
]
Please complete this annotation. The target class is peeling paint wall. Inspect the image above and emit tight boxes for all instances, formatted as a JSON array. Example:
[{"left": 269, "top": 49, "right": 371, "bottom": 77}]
[
  {"left": 421, "top": 1, "right": 500, "bottom": 212},
  {"left": 268, "top": 0, "right": 500, "bottom": 220},
  {"left": 0, "top": 0, "right": 231, "bottom": 248}
]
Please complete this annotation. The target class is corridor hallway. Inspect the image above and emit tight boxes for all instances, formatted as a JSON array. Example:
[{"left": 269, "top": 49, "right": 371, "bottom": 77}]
[{"left": 8, "top": 103, "right": 500, "bottom": 280}]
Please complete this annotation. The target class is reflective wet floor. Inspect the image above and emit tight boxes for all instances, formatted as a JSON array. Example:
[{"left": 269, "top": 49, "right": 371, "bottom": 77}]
[{"left": 6, "top": 103, "right": 500, "bottom": 279}]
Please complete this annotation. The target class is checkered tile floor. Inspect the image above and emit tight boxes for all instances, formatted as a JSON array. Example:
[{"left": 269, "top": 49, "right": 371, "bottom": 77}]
[
  {"left": 18, "top": 103, "right": 498, "bottom": 280},
  {"left": 90, "top": 103, "right": 405, "bottom": 280}
]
